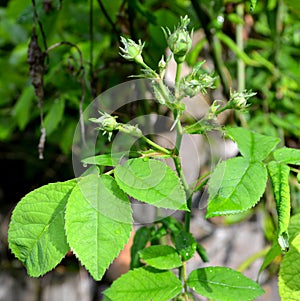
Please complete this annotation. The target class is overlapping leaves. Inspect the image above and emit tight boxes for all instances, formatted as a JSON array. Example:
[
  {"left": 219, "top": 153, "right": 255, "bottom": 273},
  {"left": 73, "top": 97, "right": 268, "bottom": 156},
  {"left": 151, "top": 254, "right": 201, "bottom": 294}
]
[
  {"left": 8, "top": 174, "right": 132, "bottom": 280},
  {"left": 8, "top": 158, "right": 187, "bottom": 280}
]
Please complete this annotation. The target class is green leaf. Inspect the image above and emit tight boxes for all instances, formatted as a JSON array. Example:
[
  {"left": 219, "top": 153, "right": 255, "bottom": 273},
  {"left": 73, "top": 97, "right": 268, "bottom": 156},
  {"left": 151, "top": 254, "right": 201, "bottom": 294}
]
[
  {"left": 267, "top": 161, "right": 291, "bottom": 251},
  {"left": 259, "top": 242, "right": 281, "bottom": 275},
  {"left": 289, "top": 213, "right": 300, "bottom": 242},
  {"left": 274, "top": 147, "right": 300, "bottom": 165},
  {"left": 65, "top": 174, "right": 132, "bottom": 281},
  {"left": 226, "top": 128, "right": 280, "bottom": 161},
  {"left": 82, "top": 153, "right": 122, "bottom": 166},
  {"left": 250, "top": 0, "right": 257, "bottom": 13},
  {"left": 206, "top": 157, "right": 267, "bottom": 218},
  {"left": 8, "top": 180, "right": 76, "bottom": 277},
  {"left": 103, "top": 267, "right": 182, "bottom": 301},
  {"left": 114, "top": 158, "right": 187, "bottom": 210},
  {"left": 259, "top": 213, "right": 300, "bottom": 274},
  {"left": 139, "top": 245, "right": 182, "bottom": 269},
  {"left": 82, "top": 151, "right": 139, "bottom": 166},
  {"left": 44, "top": 98, "right": 65, "bottom": 135},
  {"left": 174, "top": 230, "right": 197, "bottom": 261},
  {"left": 130, "top": 227, "right": 150, "bottom": 269},
  {"left": 279, "top": 234, "right": 300, "bottom": 301},
  {"left": 12, "top": 85, "right": 34, "bottom": 130},
  {"left": 187, "top": 267, "right": 265, "bottom": 301}
]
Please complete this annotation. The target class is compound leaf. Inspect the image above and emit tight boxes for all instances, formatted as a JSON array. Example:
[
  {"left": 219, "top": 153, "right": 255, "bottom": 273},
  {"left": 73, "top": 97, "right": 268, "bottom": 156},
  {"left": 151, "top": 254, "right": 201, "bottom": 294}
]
[
  {"left": 206, "top": 157, "right": 267, "bottom": 218},
  {"left": 8, "top": 180, "right": 76, "bottom": 277},
  {"left": 65, "top": 174, "right": 132, "bottom": 281},
  {"left": 226, "top": 128, "right": 280, "bottom": 161},
  {"left": 279, "top": 234, "right": 300, "bottom": 301},
  {"left": 103, "top": 267, "right": 182, "bottom": 301},
  {"left": 115, "top": 158, "right": 187, "bottom": 210},
  {"left": 187, "top": 267, "right": 264, "bottom": 301},
  {"left": 274, "top": 147, "right": 300, "bottom": 165},
  {"left": 267, "top": 161, "right": 291, "bottom": 251},
  {"left": 139, "top": 245, "right": 182, "bottom": 269}
]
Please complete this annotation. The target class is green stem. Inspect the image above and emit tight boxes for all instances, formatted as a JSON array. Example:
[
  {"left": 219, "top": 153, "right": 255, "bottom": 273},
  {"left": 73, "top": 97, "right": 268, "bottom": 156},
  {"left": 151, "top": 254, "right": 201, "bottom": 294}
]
[
  {"left": 175, "top": 62, "right": 182, "bottom": 98},
  {"left": 215, "top": 103, "right": 231, "bottom": 115},
  {"left": 236, "top": 3, "right": 245, "bottom": 92},
  {"left": 141, "top": 136, "right": 171, "bottom": 155}
]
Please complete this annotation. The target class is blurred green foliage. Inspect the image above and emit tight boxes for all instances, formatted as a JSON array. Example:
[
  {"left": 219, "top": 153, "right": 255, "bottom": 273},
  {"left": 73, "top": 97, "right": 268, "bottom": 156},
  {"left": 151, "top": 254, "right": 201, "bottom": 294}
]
[{"left": 0, "top": 0, "right": 299, "bottom": 220}]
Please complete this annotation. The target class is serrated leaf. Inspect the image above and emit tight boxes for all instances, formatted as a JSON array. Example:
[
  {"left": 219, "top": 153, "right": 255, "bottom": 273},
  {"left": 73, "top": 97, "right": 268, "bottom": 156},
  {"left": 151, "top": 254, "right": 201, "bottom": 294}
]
[
  {"left": 44, "top": 98, "right": 65, "bottom": 135},
  {"left": 65, "top": 174, "right": 132, "bottom": 281},
  {"left": 139, "top": 245, "right": 182, "bottom": 269},
  {"left": 115, "top": 158, "right": 187, "bottom": 210},
  {"left": 187, "top": 267, "right": 264, "bottom": 301},
  {"left": 279, "top": 234, "right": 300, "bottom": 301},
  {"left": 103, "top": 267, "right": 182, "bottom": 301},
  {"left": 8, "top": 180, "right": 76, "bottom": 277},
  {"left": 174, "top": 230, "right": 197, "bottom": 261},
  {"left": 267, "top": 161, "right": 291, "bottom": 251},
  {"left": 274, "top": 147, "right": 300, "bottom": 165},
  {"left": 206, "top": 157, "right": 267, "bottom": 218},
  {"left": 226, "top": 128, "right": 280, "bottom": 161}
]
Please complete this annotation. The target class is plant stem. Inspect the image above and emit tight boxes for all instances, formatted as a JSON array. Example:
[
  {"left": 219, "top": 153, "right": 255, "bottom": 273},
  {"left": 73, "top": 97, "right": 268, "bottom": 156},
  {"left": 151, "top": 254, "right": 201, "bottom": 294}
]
[
  {"left": 236, "top": 3, "right": 245, "bottom": 92},
  {"left": 172, "top": 63, "right": 193, "bottom": 233},
  {"left": 175, "top": 62, "right": 182, "bottom": 98},
  {"left": 141, "top": 136, "right": 171, "bottom": 155}
]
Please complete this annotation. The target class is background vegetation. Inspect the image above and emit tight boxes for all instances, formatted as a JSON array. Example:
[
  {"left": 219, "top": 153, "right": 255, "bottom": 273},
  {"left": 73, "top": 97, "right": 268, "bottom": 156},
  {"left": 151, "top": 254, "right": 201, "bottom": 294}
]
[{"left": 1, "top": 0, "right": 300, "bottom": 299}]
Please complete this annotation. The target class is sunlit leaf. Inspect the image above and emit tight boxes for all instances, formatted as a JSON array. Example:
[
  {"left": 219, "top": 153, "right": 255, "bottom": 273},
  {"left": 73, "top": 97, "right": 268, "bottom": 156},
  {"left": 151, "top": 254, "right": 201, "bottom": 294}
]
[
  {"left": 8, "top": 180, "right": 76, "bottom": 277},
  {"left": 187, "top": 266, "right": 264, "bottom": 301},
  {"left": 226, "top": 127, "right": 280, "bottom": 161},
  {"left": 65, "top": 174, "right": 132, "bottom": 280},
  {"left": 206, "top": 157, "right": 267, "bottom": 217},
  {"left": 115, "top": 158, "right": 187, "bottom": 210},
  {"left": 104, "top": 267, "right": 182, "bottom": 301}
]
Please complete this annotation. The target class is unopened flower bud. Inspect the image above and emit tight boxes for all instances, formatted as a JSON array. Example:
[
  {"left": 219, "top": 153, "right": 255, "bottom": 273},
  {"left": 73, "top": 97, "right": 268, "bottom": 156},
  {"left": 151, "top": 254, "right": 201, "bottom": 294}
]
[
  {"left": 163, "top": 15, "right": 192, "bottom": 63},
  {"left": 229, "top": 90, "right": 256, "bottom": 110},
  {"left": 119, "top": 37, "right": 145, "bottom": 65},
  {"left": 90, "top": 112, "right": 119, "bottom": 141}
]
